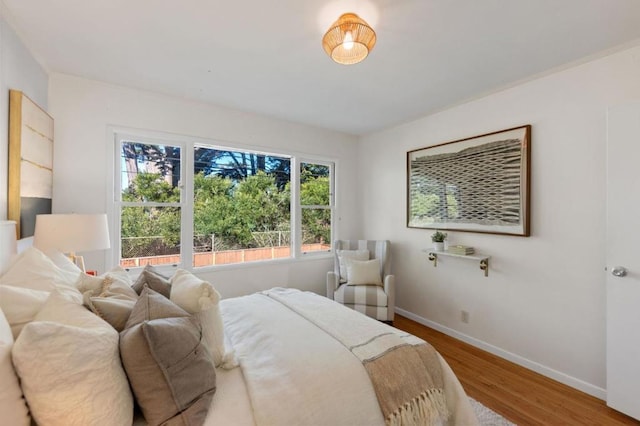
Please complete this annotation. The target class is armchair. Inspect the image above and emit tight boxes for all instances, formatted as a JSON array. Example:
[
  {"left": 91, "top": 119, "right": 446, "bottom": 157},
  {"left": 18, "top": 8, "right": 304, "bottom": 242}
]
[{"left": 326, "top": 240, "right": 395, "bottom": 323}]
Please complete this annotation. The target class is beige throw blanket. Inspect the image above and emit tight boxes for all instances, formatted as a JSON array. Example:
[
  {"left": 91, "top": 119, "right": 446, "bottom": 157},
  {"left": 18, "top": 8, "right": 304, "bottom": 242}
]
[{"left": 264, "top": 288, "right": 449, "bottom": 426}]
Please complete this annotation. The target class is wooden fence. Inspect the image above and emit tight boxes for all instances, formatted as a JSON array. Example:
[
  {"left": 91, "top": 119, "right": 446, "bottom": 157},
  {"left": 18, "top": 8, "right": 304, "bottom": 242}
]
[{"left": 120, "top": 243, "right": 330, "bottom": 268}]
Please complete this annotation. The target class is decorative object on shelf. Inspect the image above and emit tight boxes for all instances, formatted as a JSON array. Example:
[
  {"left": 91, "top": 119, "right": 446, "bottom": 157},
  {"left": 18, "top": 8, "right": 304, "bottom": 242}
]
[
  {"left": 447, "top": 245, "right": 475, "bottom": 255},
  {"left": 407, "top": 125, "right": 531, "bottom": 236},
  {"left": 7, "top": 90, "right": 54, "bottom": 239},
  {"left": 431, "top": 231, "right": 447, "bottom": 252},
  {"left": 33, "top": 213, "right": 111, "bottom": 272},
  {"left": 322, "top": 13, "right": 376, "bottom": 65},
  {"left": 423, "top": 249, "right": 490, "bottom": 277}
]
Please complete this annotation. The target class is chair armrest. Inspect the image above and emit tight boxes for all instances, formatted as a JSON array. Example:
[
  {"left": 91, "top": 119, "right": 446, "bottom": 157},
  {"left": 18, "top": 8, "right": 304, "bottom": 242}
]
[
  {"left": 384, "top": 274, "right": 395, "bottom": 322},
  {"left": 327, "top": 271, "right": 340, "bottom": 299}
]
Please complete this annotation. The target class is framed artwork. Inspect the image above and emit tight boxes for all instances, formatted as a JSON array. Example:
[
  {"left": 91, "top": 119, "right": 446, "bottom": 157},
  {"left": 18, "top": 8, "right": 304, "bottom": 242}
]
[
  {"left": 7, "top": 90, "right": 54, "bottom": 239},
  {"left": 407, "top": 125, "right": 531, "bottom": 236}
]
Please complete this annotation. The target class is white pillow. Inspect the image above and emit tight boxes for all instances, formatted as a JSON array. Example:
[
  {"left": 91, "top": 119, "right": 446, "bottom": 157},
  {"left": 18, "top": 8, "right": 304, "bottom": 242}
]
[
  {"left": 12, "top": 292, "right": 133, "bottom": 426},
  {"left": 0, "top": 285, "right": 49, "bottom": 338},
  {"left": 170, "top": 269, "right": 237, "bottom": 369},
  {"left": 337, "top": 249, "right": 369, "bottom": 282},
  {"left": 43, "top": 249, "right": 83, "bottom": 275},
  {"left": 0, "top": 247, "right": 81, "bottom": 301},
  {"left": 0, "top": 308, "right": 30, "bottom": 426},
  {"left": 76, "top": 266, "right": 136, "bottom": 299},
  {"left": 347, "top": 259, "right": 383, "bottom": 286}
]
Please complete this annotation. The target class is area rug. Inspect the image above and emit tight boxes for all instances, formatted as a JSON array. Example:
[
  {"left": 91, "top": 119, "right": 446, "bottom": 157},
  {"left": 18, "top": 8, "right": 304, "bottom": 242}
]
[{"left": 470, "top": 397, "right": 516, "bottom": 426}]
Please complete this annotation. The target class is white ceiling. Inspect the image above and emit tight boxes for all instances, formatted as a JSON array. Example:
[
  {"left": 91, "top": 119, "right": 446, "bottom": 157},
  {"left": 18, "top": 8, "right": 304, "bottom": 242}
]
[{"left": 3, "top": 1, "right": 640, "bottom": 135}]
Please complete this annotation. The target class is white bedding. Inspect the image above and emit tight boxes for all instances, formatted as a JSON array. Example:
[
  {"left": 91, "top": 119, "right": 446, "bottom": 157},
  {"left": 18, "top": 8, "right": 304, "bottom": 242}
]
[{"left": 208, "top": 290, "right": 478, "bottom": 426}]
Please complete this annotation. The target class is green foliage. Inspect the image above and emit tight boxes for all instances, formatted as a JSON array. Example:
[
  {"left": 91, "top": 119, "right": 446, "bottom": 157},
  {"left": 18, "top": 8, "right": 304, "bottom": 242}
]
[
  {"left": 300, "top": 175, "right": 331, "bottom": 244},
  {"left": 122, "top": 169, "right": 331, "bottom": 256},
  {"left": 431, "top": 231, "right": 447, "bottom": 242}
]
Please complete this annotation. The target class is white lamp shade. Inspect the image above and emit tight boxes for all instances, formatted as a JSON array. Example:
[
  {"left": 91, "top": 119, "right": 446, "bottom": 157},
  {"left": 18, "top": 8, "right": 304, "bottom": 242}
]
[
  {"left": 0, "top": 220, "right": 18, "bottom": 274},
  {"left": 33, "top": 214, "right": 110, "bottom": 253}
]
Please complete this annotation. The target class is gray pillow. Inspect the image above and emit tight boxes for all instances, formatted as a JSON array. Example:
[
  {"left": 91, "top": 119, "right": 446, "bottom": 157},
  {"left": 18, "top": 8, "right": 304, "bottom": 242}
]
[
  {"left": 83, "top": 294, "right": 136, "bottom": 332},
  {"left": 82, "top": 274, "right": 139, "bottom": 332},
  {"left": 119, "top": 286, "right": 216, "bottom": 425},
  {"left": 131, "top": 265, "right": 172, "bottom": 298}
]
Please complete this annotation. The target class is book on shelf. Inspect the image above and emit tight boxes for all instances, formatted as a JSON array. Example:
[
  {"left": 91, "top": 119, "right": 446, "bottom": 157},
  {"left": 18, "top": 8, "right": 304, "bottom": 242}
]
[{"left": 447, "top": 245, "right": 475, "bottom": 255}]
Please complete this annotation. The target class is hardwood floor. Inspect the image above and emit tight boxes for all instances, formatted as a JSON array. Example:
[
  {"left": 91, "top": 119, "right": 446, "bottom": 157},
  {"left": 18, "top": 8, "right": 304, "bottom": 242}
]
[{"left": 393, "top": 315, "right": 639, "bottom": 425}]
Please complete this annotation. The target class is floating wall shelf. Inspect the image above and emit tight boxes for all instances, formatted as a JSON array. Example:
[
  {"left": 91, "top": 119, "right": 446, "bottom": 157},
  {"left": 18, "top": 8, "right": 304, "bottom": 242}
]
[{"left": 422, "top": 250, "right": 491, "bottom": 277}]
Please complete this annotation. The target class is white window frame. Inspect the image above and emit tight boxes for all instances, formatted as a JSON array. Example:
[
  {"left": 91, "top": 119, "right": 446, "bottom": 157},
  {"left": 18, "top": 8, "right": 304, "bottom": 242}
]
[
  {"left": 296, "top": 158, "right": 335, "bottom": 256},
  {"left": 113, "top": 133, "right": 187, "bottom": 275},
  {"left": 111, "top": 130, "right": 336, "bottom": 271}
]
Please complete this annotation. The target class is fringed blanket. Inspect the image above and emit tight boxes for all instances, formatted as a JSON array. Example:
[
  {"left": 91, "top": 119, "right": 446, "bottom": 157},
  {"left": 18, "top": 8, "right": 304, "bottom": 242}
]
[{"left": 263, "top": 288, "right": 449, "bottom": 426}]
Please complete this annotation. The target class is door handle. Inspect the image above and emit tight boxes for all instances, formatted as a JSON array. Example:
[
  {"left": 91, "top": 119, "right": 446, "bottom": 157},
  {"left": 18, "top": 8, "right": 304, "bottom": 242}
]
[{"left": 611, "top": 266, "right": 628, "bottom": 277}]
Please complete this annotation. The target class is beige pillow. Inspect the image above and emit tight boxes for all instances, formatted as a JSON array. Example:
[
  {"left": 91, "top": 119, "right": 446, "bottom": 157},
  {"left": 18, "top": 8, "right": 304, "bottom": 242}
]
[
  {"left": 347, "top": 259, "right": 383, "bottom": 286},
  {"left": 83, "top": 294, "right": 136, "bottom": 332},
  {"left": 0, "top": 308, "right": 30, "bottom": 425},
  {"left": 170, "top": 269, "right": 237, "bottom": 369},
  {"left": 77, "top": 266, "right": 137, "bottom": 299},
  {"left": 0, "top": 248, "right": 82, "bottom": 338},
  {"left": 120, "top": 287, "right": 216, "bottom": 425},
  {"left": 0, "top": 285, "right": 49, "bottom": 339},
  {"left": 80, "top": 269, "right": 139, "bottom": 331},
  {"left": 12, "top": 292, "right": 133, "bottom": 426},
  {"left": 132, "top": 265, "right": 172, "bottom": 298},
  {"left": 337, "top": 249, "right": 369, "bottom": 283},
  {"left": 0, "top": 247, "right": 81, "bottom": 302}
]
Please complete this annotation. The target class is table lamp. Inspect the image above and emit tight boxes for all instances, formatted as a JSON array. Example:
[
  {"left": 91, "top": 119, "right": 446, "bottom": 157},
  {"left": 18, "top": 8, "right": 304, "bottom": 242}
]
[{"left": 33, "top": 213, "right": 110, "bottom": 272}]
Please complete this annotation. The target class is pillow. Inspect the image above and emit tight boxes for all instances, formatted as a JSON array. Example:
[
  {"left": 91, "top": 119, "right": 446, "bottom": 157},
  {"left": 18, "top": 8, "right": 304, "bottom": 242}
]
[
  {"left": 347, "top": 259, "right": 383, "bottom": 286},
  {"left": 84, "top": 295, "right": 136, "bottom": 332},
  {"left": 0, "top": 308, "right": 30, "bottom": 426},
  {"left": 170, "top": 269, "right": 238, "bottom": 369},
  {"left": 12, "top": 292, "right": 133, "bottom": 426},
  {"left": 0, "top": 247, "right": 81, "bottom": 301},
  {"left": 120, "top": 286, "right": 216, "bottom": 425},
  {"left": 132, "top": 265, "right": 172, "bottom": 298},
  {"left": 77, "top": 266, "right": 137, "bottom": 299},
  {"left": 0, "top": 285, "right": 49, "bottom": 338},
  {"left": 79, "top": 268, "right": 138, "bottom": 331},
  {"left": 43, "top": 249, "right": 83, "bottom": 275},
  {"left": 337, "top": 249, "right": 369, "bottom": 283}
]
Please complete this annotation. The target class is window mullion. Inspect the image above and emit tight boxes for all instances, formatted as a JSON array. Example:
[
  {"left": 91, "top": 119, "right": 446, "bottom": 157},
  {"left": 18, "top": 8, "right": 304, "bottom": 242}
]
[
  {"left": 182, "top": 144, "right": 194, "bottom": 270},
  {"left": 291, "top": 157, "right": 301, "bottom": 258}
]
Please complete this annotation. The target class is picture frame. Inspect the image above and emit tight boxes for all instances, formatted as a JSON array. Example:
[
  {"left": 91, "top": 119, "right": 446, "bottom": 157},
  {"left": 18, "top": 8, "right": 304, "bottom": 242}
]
[
  {"left": 407, "top": 125, "right": 531, "bottom": 236},
  {"left": 7, "top": 90, "right": 54, "bottom": 239}
]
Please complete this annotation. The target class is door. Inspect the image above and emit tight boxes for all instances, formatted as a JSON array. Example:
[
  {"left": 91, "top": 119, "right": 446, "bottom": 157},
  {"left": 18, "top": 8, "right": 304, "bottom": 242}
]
[{"left": 606, "top": 101, "right": 640, "bottom": 420}]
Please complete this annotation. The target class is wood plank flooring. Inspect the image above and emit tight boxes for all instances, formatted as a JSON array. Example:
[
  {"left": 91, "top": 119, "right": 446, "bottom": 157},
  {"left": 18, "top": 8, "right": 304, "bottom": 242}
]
[{"left": 393, "top": 315, "right": 639, "bottom": 425}]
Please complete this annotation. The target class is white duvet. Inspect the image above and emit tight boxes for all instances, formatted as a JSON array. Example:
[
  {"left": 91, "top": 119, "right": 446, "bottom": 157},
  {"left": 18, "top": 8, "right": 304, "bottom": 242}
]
[{"left": 203, "top": 289, "right": 478, "bottom": 426}]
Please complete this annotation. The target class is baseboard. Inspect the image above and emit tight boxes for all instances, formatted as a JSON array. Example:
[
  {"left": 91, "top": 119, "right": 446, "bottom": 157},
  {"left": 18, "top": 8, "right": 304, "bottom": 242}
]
[{"left": 395, "top": 307, "right": 607, "bottom": 400}]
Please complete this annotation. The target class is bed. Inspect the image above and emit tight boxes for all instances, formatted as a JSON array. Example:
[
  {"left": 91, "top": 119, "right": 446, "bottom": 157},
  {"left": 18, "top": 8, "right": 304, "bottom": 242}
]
[{"left": 0, "top": 236, "right": 478, "bottom": 426}]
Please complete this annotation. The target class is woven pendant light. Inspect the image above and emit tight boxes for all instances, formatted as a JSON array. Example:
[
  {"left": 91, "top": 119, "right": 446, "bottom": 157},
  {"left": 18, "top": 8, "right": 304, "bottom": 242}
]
[{"left": 322, "top": 13, "right": 376, "bottom": 65}]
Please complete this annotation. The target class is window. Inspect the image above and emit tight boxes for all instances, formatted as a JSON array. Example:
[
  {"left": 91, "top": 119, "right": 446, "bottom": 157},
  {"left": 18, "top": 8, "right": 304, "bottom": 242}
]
[
  {"left": 117, "top": 139, "right": 183, "bottom": 268},
  {"left": 114, "top": 134, "right": 334, "bottom": 269},
  {"left": 299, "top": 162, "right": 332, "bottom": 254}
]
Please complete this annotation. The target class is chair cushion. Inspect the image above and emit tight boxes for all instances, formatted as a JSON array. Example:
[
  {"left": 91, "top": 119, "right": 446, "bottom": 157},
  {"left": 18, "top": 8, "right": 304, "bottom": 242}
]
[
  {"left": 336, "top": 249, "right": 369, "bottom": 283},
  {"left": 346, "top": 259, "right": 383, "bottom": 286},
  {"left": 334, "top": 283, "right": 387, "bottom": 307}
]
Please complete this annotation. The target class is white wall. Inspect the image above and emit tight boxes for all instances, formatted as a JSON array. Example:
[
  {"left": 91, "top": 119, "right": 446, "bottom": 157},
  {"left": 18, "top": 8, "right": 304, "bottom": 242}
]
[
  {"left": 358, "top": 44, "right": 640, "bottom": 397},
  {"left": 48, "top": 74, "right": 360, "bottom": 298},
  {"left": 0, "top": 15, "right": 48, "bottom": 220}
]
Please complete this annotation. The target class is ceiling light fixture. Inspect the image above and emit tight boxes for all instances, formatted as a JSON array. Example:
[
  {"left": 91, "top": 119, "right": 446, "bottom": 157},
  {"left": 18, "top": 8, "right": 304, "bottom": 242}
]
[{"left": 322, "top": 13, "right": 376, "bottom": 65}]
